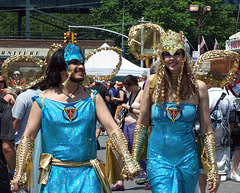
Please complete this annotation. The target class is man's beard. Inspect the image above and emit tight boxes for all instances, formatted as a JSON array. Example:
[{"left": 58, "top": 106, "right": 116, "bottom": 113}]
[{"left": 70, "top": 75, "right": 84, "bottom": 83}]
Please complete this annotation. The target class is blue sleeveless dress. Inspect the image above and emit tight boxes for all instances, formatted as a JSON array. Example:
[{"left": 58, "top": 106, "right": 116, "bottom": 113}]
[
  {"left": 147, "top": 102, "right": 200, "bottom": 193},
  {"left": 33, "top": 91, "right": 102, "bottom": 193}
]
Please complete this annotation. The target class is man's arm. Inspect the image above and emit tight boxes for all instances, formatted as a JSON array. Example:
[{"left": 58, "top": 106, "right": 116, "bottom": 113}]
[
  {"left": 13, "top": 118, "right": 21, "bottom": 133},
  {"left": 2, "top": 139, "right": 16, "bottom": 171}
]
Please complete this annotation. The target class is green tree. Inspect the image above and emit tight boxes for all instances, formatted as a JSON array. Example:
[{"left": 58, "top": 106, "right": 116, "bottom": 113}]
[{"left": 89, "top": 0, "right": 237, "bottom": 61}]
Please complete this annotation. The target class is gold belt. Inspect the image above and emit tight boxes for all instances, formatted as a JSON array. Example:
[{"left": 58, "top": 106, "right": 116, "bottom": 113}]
[{"left": 38, "top": 153, "right": 111, "bottom": 193}]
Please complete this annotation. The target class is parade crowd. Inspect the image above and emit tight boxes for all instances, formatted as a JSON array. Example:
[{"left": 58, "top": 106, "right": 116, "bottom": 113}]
[{"left": 0, "top": 26, "right": 240, "bottom": 193}]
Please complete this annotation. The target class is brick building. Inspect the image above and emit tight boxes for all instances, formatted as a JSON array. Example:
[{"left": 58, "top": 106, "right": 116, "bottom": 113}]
[{"left": 0, "top": 39, "right": 115, "bottom": 66}]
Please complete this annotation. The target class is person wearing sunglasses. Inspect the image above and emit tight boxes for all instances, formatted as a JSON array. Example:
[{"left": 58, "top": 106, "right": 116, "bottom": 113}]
[{"left": 130, "top": 30, "right": 220, "bottom": 193}]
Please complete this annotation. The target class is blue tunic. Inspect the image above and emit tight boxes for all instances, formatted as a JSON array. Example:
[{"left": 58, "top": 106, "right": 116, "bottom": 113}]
[
  {"left": 147, "top": 102, "right": 200, "bottom": 193},
  {"left": 34, "top": 92, "right": 102, "bottom": 193}
]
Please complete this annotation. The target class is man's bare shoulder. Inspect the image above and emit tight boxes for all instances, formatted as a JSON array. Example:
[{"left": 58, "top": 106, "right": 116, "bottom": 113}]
[{"left": 38, "top": 88, "right": 54, "bottom": 97}]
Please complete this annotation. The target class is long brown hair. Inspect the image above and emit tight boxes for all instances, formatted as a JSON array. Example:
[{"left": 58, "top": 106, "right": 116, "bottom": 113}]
[{"left": 154, "top": 57, "right": 198, "bottom": 106}]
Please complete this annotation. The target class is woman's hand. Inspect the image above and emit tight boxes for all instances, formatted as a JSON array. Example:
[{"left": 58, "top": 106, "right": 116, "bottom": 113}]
[
  {"left": 208, "top": 181, "right": 219, "bottom": 193},
  {"left": 121, "top": 103, "right": 128, "bottom": 110}
]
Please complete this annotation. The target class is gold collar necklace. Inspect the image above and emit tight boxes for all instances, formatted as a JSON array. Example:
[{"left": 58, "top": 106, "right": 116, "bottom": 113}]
[
  {"left": 57, "top": 84, "right": 79, "bottom": 102},
  {"left": 170, "top": 73, "right": 179, "bottom": 80}
]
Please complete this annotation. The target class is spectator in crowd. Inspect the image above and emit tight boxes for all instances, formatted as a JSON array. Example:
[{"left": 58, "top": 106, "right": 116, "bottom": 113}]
[
  {"left": 112, "top": 82, "right": 127, "bottom": 125},
  {"left": 199, "top": 86, "right": 233, "bottom": 192},
  {"left": 224, "top": 71, "right": 240, "bottom": 182},
  {"left": 0, "top": 74, "right": 16, "bottom": 107},
  {"left": 109, "top": 81, "right": 119, "bottom": 118},
  {"left": 138, "top": 74, "right": 147, "bottom": 89},
  {"left": 112, "top": 75, "right": 144, "bottom": 191},
  {"left": 13, "top": 84, "right": 42, "bottom": 144},
  {"left": 0, "top": 98, "right": 16, "bottom": 193},
  {"left": 11, "top": 71, "right": 26, "bottom": 86},
  {"left": 91, "top": 80, "right": 110, "bottom": 149}
]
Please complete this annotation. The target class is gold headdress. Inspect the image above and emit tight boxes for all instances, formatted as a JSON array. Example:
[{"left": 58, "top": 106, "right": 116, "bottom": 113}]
[
  {"left": 1, "top": 44, "right": 63, "bottom": 91},
  {"left": 159, "top": 30, "right": 187, "bottom": 61},
  {"left": 128, "top": 23, "right": 165, "bottom": 60},
  {"left": 194, "top": 50, "right": 239, "bottom": 88},
  {"left": 85, "top": 45, "right": 122, "bottom": 81}
]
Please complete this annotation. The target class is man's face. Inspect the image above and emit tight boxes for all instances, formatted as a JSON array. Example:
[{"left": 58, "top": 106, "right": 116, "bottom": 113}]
[
  {"left": 230, "top": 74, "right": 239, "bottom": 87},
  {"left": 68, "top": 59, "right": 85, "bottom": 83},
  {"left": 14, "top": 74, "right": 20, "bottom": 80}
]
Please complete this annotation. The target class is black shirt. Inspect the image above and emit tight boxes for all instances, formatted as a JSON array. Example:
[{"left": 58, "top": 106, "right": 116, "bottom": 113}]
[
  {"left": 91, "top": 83, "right": 110, "bottom": 103},
  {"left": 0, "top": 98, "right": 14, "bottom": 190}
]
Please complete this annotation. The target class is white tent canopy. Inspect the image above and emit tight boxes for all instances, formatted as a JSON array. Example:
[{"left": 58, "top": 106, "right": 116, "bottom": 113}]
[
  {"left": 229, "top": 32, "right": 240, "bottom": 40},
  {"left": 85, "top": 43, "right": 149, "bottom": 78}
]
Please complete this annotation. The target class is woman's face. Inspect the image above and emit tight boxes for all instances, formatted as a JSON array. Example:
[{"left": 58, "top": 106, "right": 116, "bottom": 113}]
[
  {"left": 124, "top": 84, "right": 132, "bottom": 93},
  {"left": 163, "top": 49, "right": 184, "bottom": 73}
]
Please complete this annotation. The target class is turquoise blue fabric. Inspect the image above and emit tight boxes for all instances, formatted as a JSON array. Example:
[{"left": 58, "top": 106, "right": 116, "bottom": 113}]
[
  {"left": 147, "top": 102, "right": 200, "bottom": 193},
  {"left": 33, "top": 90, "right": 102, "bottom": 193}
]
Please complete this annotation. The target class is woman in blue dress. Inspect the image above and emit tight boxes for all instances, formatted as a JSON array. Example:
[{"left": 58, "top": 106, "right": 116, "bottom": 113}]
[
  {"left": 131, "top": 30, "right": 220, "bottom": 193},
  {"left": 11, "top": 44, "right": 140, "bottom": 193}
]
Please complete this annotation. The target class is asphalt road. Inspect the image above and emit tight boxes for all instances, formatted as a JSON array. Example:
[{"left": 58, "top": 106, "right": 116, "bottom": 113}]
[{"left": 97, "top": 135, "right": 240, "bottom": 193}]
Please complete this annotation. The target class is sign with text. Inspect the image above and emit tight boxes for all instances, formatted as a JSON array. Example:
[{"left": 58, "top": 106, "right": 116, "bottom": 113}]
[{"left": 0, "top": 47, "right": 49, "bottom": 58}]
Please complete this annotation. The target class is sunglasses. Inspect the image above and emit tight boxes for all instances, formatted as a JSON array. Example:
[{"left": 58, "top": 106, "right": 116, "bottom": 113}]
[
  {"left": 0, "top": 80, "right": 4, "bottom": 83},
  {"left": 164, "top": 51, "right": 182, "bottom": 57}
]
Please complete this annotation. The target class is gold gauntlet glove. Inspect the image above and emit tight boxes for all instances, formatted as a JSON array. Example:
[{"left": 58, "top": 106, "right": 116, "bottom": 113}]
[
  {"left": 13, "top": 135, "right": 35, "bottom": 187},
  {"left": 203, "top": 132, "right": 220, "bottom": 184},
  {"left": 132, "top": 123, "right": 148, "bottom": 161},
  {"left": 110, "top": 129, "right": 141, "bottom": 179}
]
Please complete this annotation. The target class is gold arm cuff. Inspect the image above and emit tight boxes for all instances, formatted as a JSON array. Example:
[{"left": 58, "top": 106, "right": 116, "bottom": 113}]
[
  {"left": 13, "top": 135, "right": 35, "bottom": 187},
  {"left": 110, "top": 129, "right": 141, "bottom": 179},
  {"left": 203, "top": 131, "right": 220, "bottom": 184},
  {"left": 132, "top": 123, "right": 148, "bottom": 161}
]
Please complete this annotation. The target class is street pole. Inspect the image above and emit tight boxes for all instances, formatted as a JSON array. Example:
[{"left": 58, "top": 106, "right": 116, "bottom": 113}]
[
  {"left": 198, "top": 14, "right": 201, "bottom": 56},
  {"left": 190, "top": 5, "right": 211, "bottom": 57},
  {"left": 26, "top": 0, "right": 30, "bottom": 39},
  {"left": 140, "top": 17, "right": 144, "bottom": 68},
  {"left": 122, "top": 0, "right": 125, "bottom": 57}
]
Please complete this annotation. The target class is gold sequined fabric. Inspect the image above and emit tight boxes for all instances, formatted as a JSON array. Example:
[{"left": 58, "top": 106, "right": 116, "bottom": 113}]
[
  {"left": 13, "top": 135, "right": 35, "bottom": 187},
  {"left": 158, "top": 30, "right": 186, "bottom": 59},
  {"left": 109, "top": 129, "right": 141, "bottom": 179},
  {"left": 132, "top": 123, "right": 148, "bottom": 161},
  {"left": 203, "top": 132, "right": 220, "bottom": 184}
]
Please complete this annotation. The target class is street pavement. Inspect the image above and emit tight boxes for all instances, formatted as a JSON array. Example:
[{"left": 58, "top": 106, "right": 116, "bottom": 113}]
[{"left": 97, "top": 135, "right": 240, "bottom": 193}]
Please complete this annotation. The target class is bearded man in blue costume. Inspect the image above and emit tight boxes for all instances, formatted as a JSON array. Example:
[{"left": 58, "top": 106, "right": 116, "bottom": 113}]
[{"left": 10, "top": 44, "right": 140, "bottom": 193}]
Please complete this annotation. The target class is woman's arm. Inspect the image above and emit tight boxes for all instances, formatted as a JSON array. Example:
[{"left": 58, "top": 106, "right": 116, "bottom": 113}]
[
  {"left": 131, "top": 75, "right": 154, "bottom": 162},
  {"left": 197, "top": 80, "right": 213, "bottom": 136},
  {"left": 137, "top": 75, "right": 154, "bottom": 125},
  {"left": 121, "top": 90, "right": 143, "bottom": 116},
  {"left": 197, "top": 80, "right": 220, "bottom": 192},
  {"left": 112, "top": 90, "right": 124, "bottom": 102}
]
